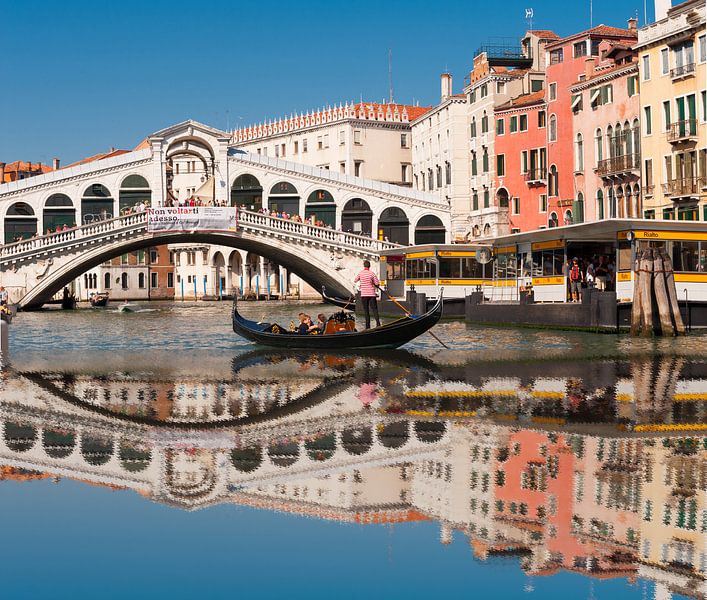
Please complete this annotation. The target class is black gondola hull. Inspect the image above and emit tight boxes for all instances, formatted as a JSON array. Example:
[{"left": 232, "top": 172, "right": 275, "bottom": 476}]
[{"left": 233, "top": 295, "right": 443, "bottom": 350}]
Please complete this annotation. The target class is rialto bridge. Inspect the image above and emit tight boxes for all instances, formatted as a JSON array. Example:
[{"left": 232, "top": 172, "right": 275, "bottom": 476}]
[{"left": 0, "top": 120, "right": 450, "bottom": 308}]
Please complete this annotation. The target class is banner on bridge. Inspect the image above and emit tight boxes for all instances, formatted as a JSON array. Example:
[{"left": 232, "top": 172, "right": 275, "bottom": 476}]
[{"left": 147, "top": 207, "right": 238, "bottom": 233}]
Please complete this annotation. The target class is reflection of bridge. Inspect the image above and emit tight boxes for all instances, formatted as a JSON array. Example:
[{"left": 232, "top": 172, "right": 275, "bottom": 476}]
[{"left": 0, "top": 120, "right": 450, "bottom": 308}]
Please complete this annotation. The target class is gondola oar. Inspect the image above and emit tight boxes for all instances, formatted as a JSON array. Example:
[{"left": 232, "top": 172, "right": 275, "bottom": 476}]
[{"left": 377, "top": 286, "right": 449, "bottom": 349}]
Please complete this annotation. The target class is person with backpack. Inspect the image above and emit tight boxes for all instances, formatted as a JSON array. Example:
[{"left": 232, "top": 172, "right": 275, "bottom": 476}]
[{"left": 569, "top": 257, "right": 584, "bottom": 303}]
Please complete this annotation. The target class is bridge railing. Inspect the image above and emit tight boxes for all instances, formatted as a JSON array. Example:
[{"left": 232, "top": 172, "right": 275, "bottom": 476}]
[
  {"left": 0, "top": 212, "right": 148, "bottom": 260},
  {"left": 237, "top": 210, "right": 399, "bottom": 252},
  {"left": 0, "top": 208, "right": 398, "bottom": 262}
]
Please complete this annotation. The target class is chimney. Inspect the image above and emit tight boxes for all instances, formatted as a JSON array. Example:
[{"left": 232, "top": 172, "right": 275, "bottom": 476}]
[
  {"left": 655, "top": 0, "right": 670, "bottom": 22},
  {"left": 628, "top": 17, "right": 638, "bottom": 31},
  {"left": 440, "top": 72, "right": 453, "bottom": 101},
  {"left": 52, "top": 157, "right": 60, "bottom": 170},
  {"left": 585, "top": 56, "right": 596, "bottom": 78},
  {"left": 0, "top": 163, "right": 5, "bottom": 183}
]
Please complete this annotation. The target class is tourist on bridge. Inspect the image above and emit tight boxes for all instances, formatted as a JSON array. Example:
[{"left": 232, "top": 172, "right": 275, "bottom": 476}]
[{"left": 354, "top": 260, "right": 381, "bottom": 329}]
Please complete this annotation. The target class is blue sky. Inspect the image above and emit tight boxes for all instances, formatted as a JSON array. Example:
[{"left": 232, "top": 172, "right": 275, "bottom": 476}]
[
  {"left": 1, "top": 0, "right": 652, "bottom": 164},
  {"left": 0, "top": 479, "right": 656, "bottom": 599}
]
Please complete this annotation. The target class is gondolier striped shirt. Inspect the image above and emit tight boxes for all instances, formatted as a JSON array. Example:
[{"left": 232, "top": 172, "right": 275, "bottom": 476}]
[{"left": 355, "top": 269, "right": 379, "bottom": 298}]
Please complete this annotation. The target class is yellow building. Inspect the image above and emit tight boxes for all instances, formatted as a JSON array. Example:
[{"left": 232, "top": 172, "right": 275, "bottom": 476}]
[{"left": 636, "top": 0, "right": 706, "bottom": 221}]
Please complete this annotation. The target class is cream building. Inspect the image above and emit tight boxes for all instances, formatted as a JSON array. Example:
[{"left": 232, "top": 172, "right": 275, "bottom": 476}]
[
  {"left": 411, "top": 74, "right": 470, "bottom": 241},
  {"left": 637, "top": 0, "right": 706, "bottom": 220},
  {"left": 231, "top": 102, "right": 430, "bottom": 187}
]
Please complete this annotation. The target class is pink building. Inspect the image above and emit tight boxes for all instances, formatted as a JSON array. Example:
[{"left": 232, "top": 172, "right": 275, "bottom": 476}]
[
  {"left": 544, "top": 23, "right": 638, "bottom": 226},
  {"left": 569, "top": 43, "right": 641, "bottom": 222}
]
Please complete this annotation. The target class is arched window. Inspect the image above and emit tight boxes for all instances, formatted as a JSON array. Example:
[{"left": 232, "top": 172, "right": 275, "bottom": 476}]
[
  {"left": 481, "top": 112, "right": 489, "bottom": 134},
  {"left": 445, "top": 161, "right": 452, "bottom": 185},
  {"left": 81, "top": 184, "right": 113, "bottom": 224},
  {"left": 575, "top": 133, "right": 584, "bottom": 172},
  {"left": 606, "top": 125, "right": 613, "bottom": 159},
  {"left": 428, "top": 169, "right": 434, "bottom": 190},
  {"left": 121, "top": 272, "right": 129, "bottom": 289},
  {"left": 548, "top": 165, "right": 559, "bottom": 197},
  {"left": 549, "top": 212, "right": 558, "bottom": 228},
  {"left": 119, "top": 175, "right": 151, "bottom": 214},
  {"left": 305, "top": 189, "right": 336, "bottom": 227},
  {"left": 378, "top": 207, "right": 409, "bottom": 245},
  {"left": 608, "top": 187, "right": 617, "bottom": 218},
  {"left": 231, "top": 174, "right": 263, "bottom": 210},
  {"left": 4, "top": 202, "right": 37, "bottom": 243},
  {"left": 43, "top": 194, "right": 75, "bottom": 232},
  {"left": 483, "top": 223, "right": 491, "bottom": 237},
  {"left": 342, "top": 198, "right": 373, "bottom": 235},
  {"left": 470, "top": 117, "right": 477, "bottom": 138},
  {"left": 597, "top": 190, "right": 604, "bottom": 220},
  {"left": 471, "top": 152, "right": 478, "bottom": 176},
  {"left": 549, "top": 114, "right": 557, "bottom": 142},
  {"left": 564, "top": 209, "right": 573, "bottom": 225},
  {"left": 631, "top": 119, "right": 640, "bottom": 160},
  {"left": 473, "top": 225, "right": 481, "bottom": 238},
  {"left": 268, "top": 181, "right": 299, "bottom": 215},
  {"left": 595, "top": 128, "right": 603, "bottom": 164},
  {"left": 414, "top": 215, "right": 446, "bottom": 245},
  {"left": 104, "top": 273, "right": 111, "bottom": 289},
  {"left": 482, "top": 149, "right": 489, "bottom": 173},
  {"left": 436, "top": 165, "right": 442, "bottom": 188}
]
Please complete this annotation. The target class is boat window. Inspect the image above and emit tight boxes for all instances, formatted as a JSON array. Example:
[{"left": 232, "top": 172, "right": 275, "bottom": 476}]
[
  {"left": 671, "top": 240, "right": 701, "bottom": 272},
  {"left": 461, "top": 257, "right": 484, "bottom": 279},
  {"left": 405, "top": 258, "right": 436, "bottom": 279},
  {"left": 494, "top": 254, "right": 517, "bottom": 280},
  {"left": 617, "top": 241, "right": 632, "bottom": 271},
  {"left": 439, "top": 258, "right": 462, "bottom": 279},
  {"left": 531, "top": 249, "right": 564, "bottom": 277}
]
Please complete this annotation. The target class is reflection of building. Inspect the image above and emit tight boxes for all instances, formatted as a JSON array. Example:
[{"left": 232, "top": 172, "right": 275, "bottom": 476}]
[
  {"left": 1, "top": 356, "right": 705, "bottom": 594},
  {"left": 637, "top": 0, "right": 706, "bottom": 220}
]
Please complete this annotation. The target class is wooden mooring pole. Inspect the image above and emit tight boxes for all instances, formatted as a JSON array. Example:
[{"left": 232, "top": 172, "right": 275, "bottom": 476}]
[{"left": 631, "top": 247, "right": 685, "bottom": 336}]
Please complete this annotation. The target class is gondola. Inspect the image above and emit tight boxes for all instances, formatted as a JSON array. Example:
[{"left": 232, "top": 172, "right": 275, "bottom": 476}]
[
  {"left": 321, "top": 286, "right": 355, "bottom": 310},
  {"left": 89, "top": 292, "right": 109, "bottom": 308},
  {"left": 232, "top": 291, "right": 443, "bottom": 350}
]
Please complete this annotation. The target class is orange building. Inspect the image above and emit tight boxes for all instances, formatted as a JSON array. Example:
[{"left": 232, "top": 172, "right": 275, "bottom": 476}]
[
  {"left": 0, "top": 159, "right": 56, "bottom": 183},
  {"left": 494, "top": 90, "right": 548, "bottom": 232}
]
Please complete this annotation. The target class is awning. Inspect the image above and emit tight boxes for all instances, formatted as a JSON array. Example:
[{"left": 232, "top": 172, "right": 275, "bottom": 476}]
[
  {"left": 194, "top": 176, "right": 215, "bottom": 202},
  {"left": 571, "top": 94, "right": 582, "bottom": 110},
  {"left": 589, "top": 88, "right": 601, "bottom": 104}
]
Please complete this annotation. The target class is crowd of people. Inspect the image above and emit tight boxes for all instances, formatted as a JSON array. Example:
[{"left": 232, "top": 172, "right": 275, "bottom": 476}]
[
  {"left": 565, "top": 255, "right": 616, "bottom": 303},
  {"left": 255, "top": 207, "right": 335, "bottom": 230},
  {"left": 163, "top": 197, "right": 228, "bottom": 208}
]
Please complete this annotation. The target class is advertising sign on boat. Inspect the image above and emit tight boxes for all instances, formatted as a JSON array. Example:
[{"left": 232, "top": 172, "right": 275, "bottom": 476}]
[{"left": 147, "top": 207, "right": 238, "bottom": 233}]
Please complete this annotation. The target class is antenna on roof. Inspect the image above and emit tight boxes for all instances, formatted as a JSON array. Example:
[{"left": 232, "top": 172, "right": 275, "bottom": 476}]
[
  {"left": 525, "top": 7, "right": 533, "bottom": 32},
  {"left": 589, "top": 0, "right": 593, "bottom": 27},
  {"left": 388, "top": 48, "right": 394, "bottom": 104}
]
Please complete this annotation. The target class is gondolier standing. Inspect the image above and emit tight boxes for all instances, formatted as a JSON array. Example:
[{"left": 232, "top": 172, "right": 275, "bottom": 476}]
[{"left": 354, "top": 260, "right": 381, "bottom": 329}]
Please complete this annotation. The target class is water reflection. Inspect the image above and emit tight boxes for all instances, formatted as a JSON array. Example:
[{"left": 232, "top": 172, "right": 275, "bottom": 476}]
[{"left": 0, "top": 352, "right": 704, "bottom": 599}]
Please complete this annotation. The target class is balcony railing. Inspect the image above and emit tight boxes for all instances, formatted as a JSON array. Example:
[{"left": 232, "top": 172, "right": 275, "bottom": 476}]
[
  {"left": 524, "top": 168, "right": 547, "bottom": 184},
  {"left": 670, "top": 62, "right": 696, "bottom": 79},
  {"left": 595, "top": 154, "right": 640, "bottom": 177},
  {"left": 662, "top": 177, "right": 705, "bottom": 197},
  {"left": 641, "top": 185, "right": 655, "bottom": 197},
  {"left": 667, "top": 119, "right": 698, "bottom": 143}
]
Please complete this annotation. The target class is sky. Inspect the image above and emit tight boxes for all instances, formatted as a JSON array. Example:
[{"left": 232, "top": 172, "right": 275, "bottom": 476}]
[
  {"left": 0, "top": 479, "right": 655, "bottom": 599},
  {"left": 1, "top": 0, "right": 653, "bottom": 165}
]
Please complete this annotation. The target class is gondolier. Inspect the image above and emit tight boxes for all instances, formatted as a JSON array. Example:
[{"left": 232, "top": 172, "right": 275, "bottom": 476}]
[{"left": 354, "top": 260, "right": 381, "bottom": 329}]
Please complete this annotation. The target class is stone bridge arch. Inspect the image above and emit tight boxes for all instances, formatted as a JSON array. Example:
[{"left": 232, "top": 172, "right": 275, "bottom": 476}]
[{"left": 16, "top": 228, "right": 359, "bottom": 309}]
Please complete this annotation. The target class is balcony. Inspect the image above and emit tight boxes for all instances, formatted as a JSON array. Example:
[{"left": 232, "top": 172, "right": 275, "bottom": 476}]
[
  {"left": 524, "top": 169, "right": 547, "bottom": 185},
  {"left": 641, "top": 184, "right": 655, "bottom": 197},
  {"left": 596, "top": 154, "right": 640, "bottom": 177},
  {"left": 662, "top": 176, "right": 705, "bottom": 198},
  {"left": 474, "top": 40, "right": 533, "bottom": 68},
  {"left": 670, "top": 62, "right": 696, "bottom": 80},
  {"left": 667, "top": 119, "right": 698, "bottom": 143}
]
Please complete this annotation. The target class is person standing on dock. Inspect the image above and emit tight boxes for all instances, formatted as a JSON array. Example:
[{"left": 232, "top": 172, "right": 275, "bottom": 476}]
[{"left": 354, "top": 260, "right": 381, "bottom": 329}]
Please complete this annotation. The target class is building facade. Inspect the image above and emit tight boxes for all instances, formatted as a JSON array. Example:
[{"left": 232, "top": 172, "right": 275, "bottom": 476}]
[
  {"left": 411, "top": 74, "right": 470, "bottom": 240},
  {"left": 494, "top": 90, "right": 549, "bottom": 233},
  {"left": 545, "top": 23, "right": 639, "bottom": 227},
  {"left": 636, "top": 0, "right": 706, "bottom": 221},
  {"left": 569, "top": 41, "right": 642, "bottom": 222},
  {"left": 231, "top": 102, "right": 429, "bottom": 187}
]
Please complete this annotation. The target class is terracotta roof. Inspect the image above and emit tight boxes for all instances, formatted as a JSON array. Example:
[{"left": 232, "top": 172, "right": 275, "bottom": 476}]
[
  {"left": 2, "top": 160, "right": 53, "bottom": 174},
  {"left": 527, "top": 30, "right": 561, "bottom": 40},
  {"left": 353, "top": 102, "right": 431, "bottom": 121},
  {"left": 133, "top": 137, "right": 150, "bottom": 151},
  {"left": 63, "top": 149, "right": 130, "bottom": 169},
  {"left": 495, "top": 89, "right": 545, "bottom": 111},
  {"left": 546, "top": 24, "right": 637, "bottom": 48}
]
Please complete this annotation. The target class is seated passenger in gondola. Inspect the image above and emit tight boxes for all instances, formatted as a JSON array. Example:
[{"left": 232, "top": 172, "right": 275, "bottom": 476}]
[{"left": 315, "top": 313, "right": 327, "bottom": 334}]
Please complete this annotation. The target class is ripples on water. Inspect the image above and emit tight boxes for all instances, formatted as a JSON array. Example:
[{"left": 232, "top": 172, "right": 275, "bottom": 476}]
[{"left": 0, "top": 302, "right": 705, "bottom": 599}]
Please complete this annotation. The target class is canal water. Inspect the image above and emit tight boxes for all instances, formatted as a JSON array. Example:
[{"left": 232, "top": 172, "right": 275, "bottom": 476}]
[{"left": 0, "top": 302, "right": 704, "bottom": 599}]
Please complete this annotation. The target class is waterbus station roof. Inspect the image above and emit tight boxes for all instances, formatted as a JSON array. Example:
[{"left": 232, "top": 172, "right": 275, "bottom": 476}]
[{"left": 380, "top": 219, "right": 707, "bottom": 257}]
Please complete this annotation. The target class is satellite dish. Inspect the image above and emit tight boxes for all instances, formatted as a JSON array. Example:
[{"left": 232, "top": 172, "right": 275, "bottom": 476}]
[{"left": 477, "top": 247, "right": 492, "bottom": 264}]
